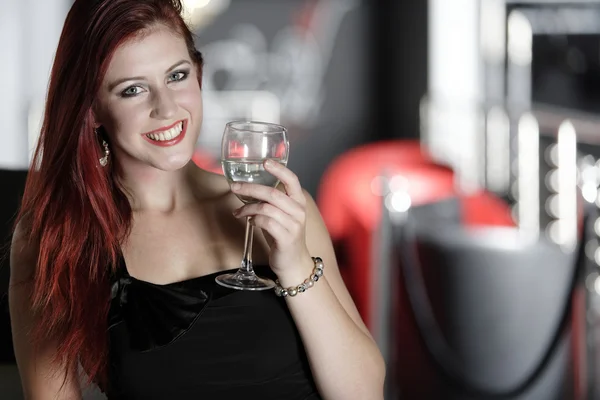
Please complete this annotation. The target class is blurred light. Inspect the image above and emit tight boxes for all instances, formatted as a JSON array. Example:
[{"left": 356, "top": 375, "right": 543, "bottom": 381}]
[
  {"left": 583, "top": 182, "right": 597, "bottom": 203},
  {"left": 586, "top": 239, "right": 599, "bottom": 260},
  {"left": 582, "top": 164, "right": 597, "bottom": 185},
  {"left": 596, "top": 189, "right": 600, "bottom": 208},
  {"left": 261, "top": 136, "right": 268, "bottom": 158},
  {"left": 547, "top": 220, "right": 560, "bottom": 244},
  {"left": 544, "top": 144, "right": 558, "bottom": 167},
  {"left": 508, "top": 11, "right": 532, "bottom": 66},
  {"left": 486, "top": 107, "right": 510, "bottom": 192},
  {"left": 389, "top": 175, "right": 409, "bottom": 193},
  {"left": 595, "top": 247, "right": 600, "bottom": 267},
  {"left": 184, "top": 0, "right": 211, "bottom": 7},
  {"left": 182, "top": 0, "right": 230, "bottom": 29},
  {"left": 480, "top": 0, "right": 506, "bottom": 64},
  {"left": 557, "top": 120, "right": 578, "bottom": 251},
  {"left": 579, "top": 155, "right": 595, "bottom": 183},
  {"left": 544, "top": 194, "right": 559, "bottom": 218},
  {"left": 594, "top": 275, "right": 600, "bottom": 295},
  {"left": 517, "top": 113, "right": 539, "bottom": 237},
  {"left": 387, "top": 191, "right": 412, "bottom": 213},
  {"left": 251, "top": 92, "right": 280, "bottom": 124},
  {"left": 595, "top": 218, "right": 600, "bottom": 237},
  {"left": 544, "top": 170, "right": 559, "bottom": 193}
]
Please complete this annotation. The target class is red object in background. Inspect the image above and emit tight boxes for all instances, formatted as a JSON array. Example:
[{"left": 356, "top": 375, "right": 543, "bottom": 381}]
[
  {"left": 192, "top": 148, "right": 223, "bottom": 174},
  {"left": 317, "top": 140, "right": 515, "bottom": 329}
]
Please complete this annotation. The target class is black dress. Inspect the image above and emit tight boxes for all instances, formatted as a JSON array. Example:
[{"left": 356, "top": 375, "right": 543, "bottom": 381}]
[{"left": 107, "top": 256, "right": 321, "bottom": 400}]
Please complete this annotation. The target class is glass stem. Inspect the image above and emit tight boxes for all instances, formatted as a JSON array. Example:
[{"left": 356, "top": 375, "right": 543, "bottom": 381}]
[{"left": 240, "top": 216, "right": 254, "bottom": 274}]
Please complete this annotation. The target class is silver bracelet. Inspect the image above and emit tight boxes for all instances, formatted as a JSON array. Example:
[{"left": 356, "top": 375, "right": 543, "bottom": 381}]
[{"left": 274, "top": 257, "right": 324, "bottom": 297}]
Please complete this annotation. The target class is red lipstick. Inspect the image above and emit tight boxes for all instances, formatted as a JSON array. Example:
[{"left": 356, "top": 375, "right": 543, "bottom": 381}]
[{"left": 142, "top": 119, "right": 188, "bottom": 147}]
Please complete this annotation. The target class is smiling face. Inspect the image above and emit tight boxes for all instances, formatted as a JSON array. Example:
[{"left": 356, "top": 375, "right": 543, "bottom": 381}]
[{"left": 94, "top": 24, "right": 203, "bottom": 172}]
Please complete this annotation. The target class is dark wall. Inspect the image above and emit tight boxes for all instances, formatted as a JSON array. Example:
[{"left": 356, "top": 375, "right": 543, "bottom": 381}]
[
  {"left": 372, "top": 0, "right": 428, "bottom": 142},
  {"left": 0, "top": 170, "right": 27, "bottom": 363}
]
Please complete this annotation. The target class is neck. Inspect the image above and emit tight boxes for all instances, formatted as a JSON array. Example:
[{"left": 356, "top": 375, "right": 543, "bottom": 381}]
[{"left": 117, "top": 159, "right": 198, "bottom": 213}]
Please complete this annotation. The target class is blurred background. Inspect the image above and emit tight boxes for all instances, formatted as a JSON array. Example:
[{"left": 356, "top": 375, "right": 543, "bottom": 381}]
[{"left": 2, "top": 0, "right": 600, "bottom": 398}]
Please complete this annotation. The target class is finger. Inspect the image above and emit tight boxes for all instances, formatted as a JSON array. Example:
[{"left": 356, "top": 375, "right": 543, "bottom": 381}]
[
  {"left": 263, "top": 160, "right": 305, "bottom": 205},
  {"left": 231, "top": 183, "right": 304, "bottom": 220},
  {"left": 250, "top": 215, "right": 290, "bottom": 242},
  {"left": 234, "top": 202, "right": 297, "bottom": 233}
]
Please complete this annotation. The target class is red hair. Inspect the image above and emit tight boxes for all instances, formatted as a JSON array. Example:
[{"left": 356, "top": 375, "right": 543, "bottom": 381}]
[{"left": 15, "top": 0, "right": 203, "bottom": 389}]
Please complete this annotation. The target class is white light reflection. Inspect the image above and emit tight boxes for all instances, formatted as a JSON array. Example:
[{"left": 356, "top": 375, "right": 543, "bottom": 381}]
[
  {"left": 251, "top": 92, "right": 280, "bottom": 125},
  {"left": 583, "top": 182, "right": 597, "bottom": 203},
  {"left": 544, "top": 144, "right": 559, "bottom": 167},
  {"left": 508, "top": 11, "right": 533, "bottom": 66},
  {"left": 595, "top": 218, "right": 600, "bottom": 237},
  {"left": 261, "top": 136, "right": 268, "bottom": 159},
  {"left": 386, "top": 191, "right": 412, "bottom": 213},
  {"left": 557, "top": 120, "right": 578, "bottom": 251},
  {"left": 547, "top": 220, "right": 560, "bottom": 245},
  {"left": 486, "top": 106, "right": 510, "bottom": 192},
  {"left": 594, "top": 275, "right": 600, "bottom": 296},
  {"left": 517, "top": 113, "right": 539, "bottom": 240},
  {"left": 480, "top": 0, "right": 506, "bottom": 64},
  {"left": 182, "top": 0, "right": 230, "bottom": 29},
  {"left": 544, "top": 195, "right": 559, "bottom": 218},
  {"left": 544, "top": 170, "right": 559, "bottom": 193}
]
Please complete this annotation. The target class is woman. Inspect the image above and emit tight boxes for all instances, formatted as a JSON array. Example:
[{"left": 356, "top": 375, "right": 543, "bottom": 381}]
[{"left": 9, "top": 0, "right": 385, "bottom": 399}]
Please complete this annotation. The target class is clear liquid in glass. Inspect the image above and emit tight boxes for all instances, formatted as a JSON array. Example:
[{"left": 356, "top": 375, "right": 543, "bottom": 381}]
[{"left": 222, "top": 158, "right": 285, "bottom": 203}]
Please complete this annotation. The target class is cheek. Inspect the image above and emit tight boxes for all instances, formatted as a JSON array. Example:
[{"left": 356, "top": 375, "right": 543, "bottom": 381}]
[
  {"left": 102, "top": 102, "right": 147, "bottom": 142},
  {"left": 178, "top": 84, "right": 203, "bottom": 116}
]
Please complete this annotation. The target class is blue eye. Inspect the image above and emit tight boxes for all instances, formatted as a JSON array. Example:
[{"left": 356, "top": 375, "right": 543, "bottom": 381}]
[
  {"left": 168, "top": 70, "right": 189, "bottom": 83},
  {"left": 121, "top": 86, "right": 143, "bottom": 97}
]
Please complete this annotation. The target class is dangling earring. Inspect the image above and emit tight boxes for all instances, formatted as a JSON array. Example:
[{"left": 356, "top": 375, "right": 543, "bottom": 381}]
[
  {"left": 99, "top": 140, "right": 110, "bottom": 167},
  {"left": 95, "top": 128, "right": 110, "bottom": 167}
]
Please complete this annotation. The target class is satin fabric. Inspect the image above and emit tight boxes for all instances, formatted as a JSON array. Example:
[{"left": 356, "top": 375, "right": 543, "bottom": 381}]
[{"left": 107, "top": 260, "right": 321, "bottom": 400}]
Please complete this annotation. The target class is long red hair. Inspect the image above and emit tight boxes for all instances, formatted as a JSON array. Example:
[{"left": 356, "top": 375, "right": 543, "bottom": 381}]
[{"left": 15, "top": 0, "right": 203, "bottom": 388}]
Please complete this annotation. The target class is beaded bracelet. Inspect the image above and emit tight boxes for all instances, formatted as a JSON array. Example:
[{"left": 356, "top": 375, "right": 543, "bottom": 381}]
[{"left": 274, "top": 257, "right": 324, "bottom": 297}]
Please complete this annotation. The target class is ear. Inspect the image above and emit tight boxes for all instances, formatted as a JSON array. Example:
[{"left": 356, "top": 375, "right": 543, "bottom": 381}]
[{"left": 90, "top": 103, "right": 104, "bottom": 129}]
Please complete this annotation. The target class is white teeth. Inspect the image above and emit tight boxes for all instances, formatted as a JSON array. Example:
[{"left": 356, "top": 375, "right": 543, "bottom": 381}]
[{"left": 146, "top": 122, "right": 184, "bottom": 142}]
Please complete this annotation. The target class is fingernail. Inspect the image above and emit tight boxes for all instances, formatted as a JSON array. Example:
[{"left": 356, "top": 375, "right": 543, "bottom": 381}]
[
  {"left": 232, "top": 208, "right": 240, "bottom": 216},
  {"left": 231, "top": 182, "right": 241, "bottom": 190},
  {"left": 265, "top": 159, "right": 274, "bottom": 167}
]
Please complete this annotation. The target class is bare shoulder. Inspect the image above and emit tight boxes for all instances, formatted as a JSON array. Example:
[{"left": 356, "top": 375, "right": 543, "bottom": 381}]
[
  {"left": 299, "top": 188, "right": 335, "bottom": 252},
  {"left": 301, "top": 189, "right": 326, "bottom": 228},
  {"left": 10, "top": 218, "right": 38, "bottom": 284}
]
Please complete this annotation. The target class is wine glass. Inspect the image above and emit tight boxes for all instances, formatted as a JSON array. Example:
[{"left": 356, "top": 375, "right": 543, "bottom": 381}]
[{"left": 216, "top": 121, "right": 289, "bottom": 290}]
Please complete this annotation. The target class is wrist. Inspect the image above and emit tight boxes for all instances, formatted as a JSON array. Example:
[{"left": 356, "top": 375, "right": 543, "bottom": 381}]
[
  {"left": 275, "top": 256, "right": 314, "bottom": 287},
  {"left": 274, "top": 256, "right": 324, "bottom": 297}
]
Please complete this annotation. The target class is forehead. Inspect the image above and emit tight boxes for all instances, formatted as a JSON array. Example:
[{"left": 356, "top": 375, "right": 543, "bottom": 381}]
[{"left": 104, "top": 25, "right": 190, "bottom": 82}]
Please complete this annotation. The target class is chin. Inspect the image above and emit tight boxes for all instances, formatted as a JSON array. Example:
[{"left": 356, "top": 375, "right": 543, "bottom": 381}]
[{"left": 156, "top": 154, "right": 193, "bottom": 171}]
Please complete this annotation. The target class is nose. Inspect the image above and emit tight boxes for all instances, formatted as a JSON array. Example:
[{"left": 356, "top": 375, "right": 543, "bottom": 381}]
[{"left": 150, "top": 88, "right": 177, "bottom": 120}]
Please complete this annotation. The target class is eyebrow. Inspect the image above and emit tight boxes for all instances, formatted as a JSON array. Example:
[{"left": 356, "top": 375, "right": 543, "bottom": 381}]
[{"left": 108, "top": 60, "right": 192, "bottom": 91}]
